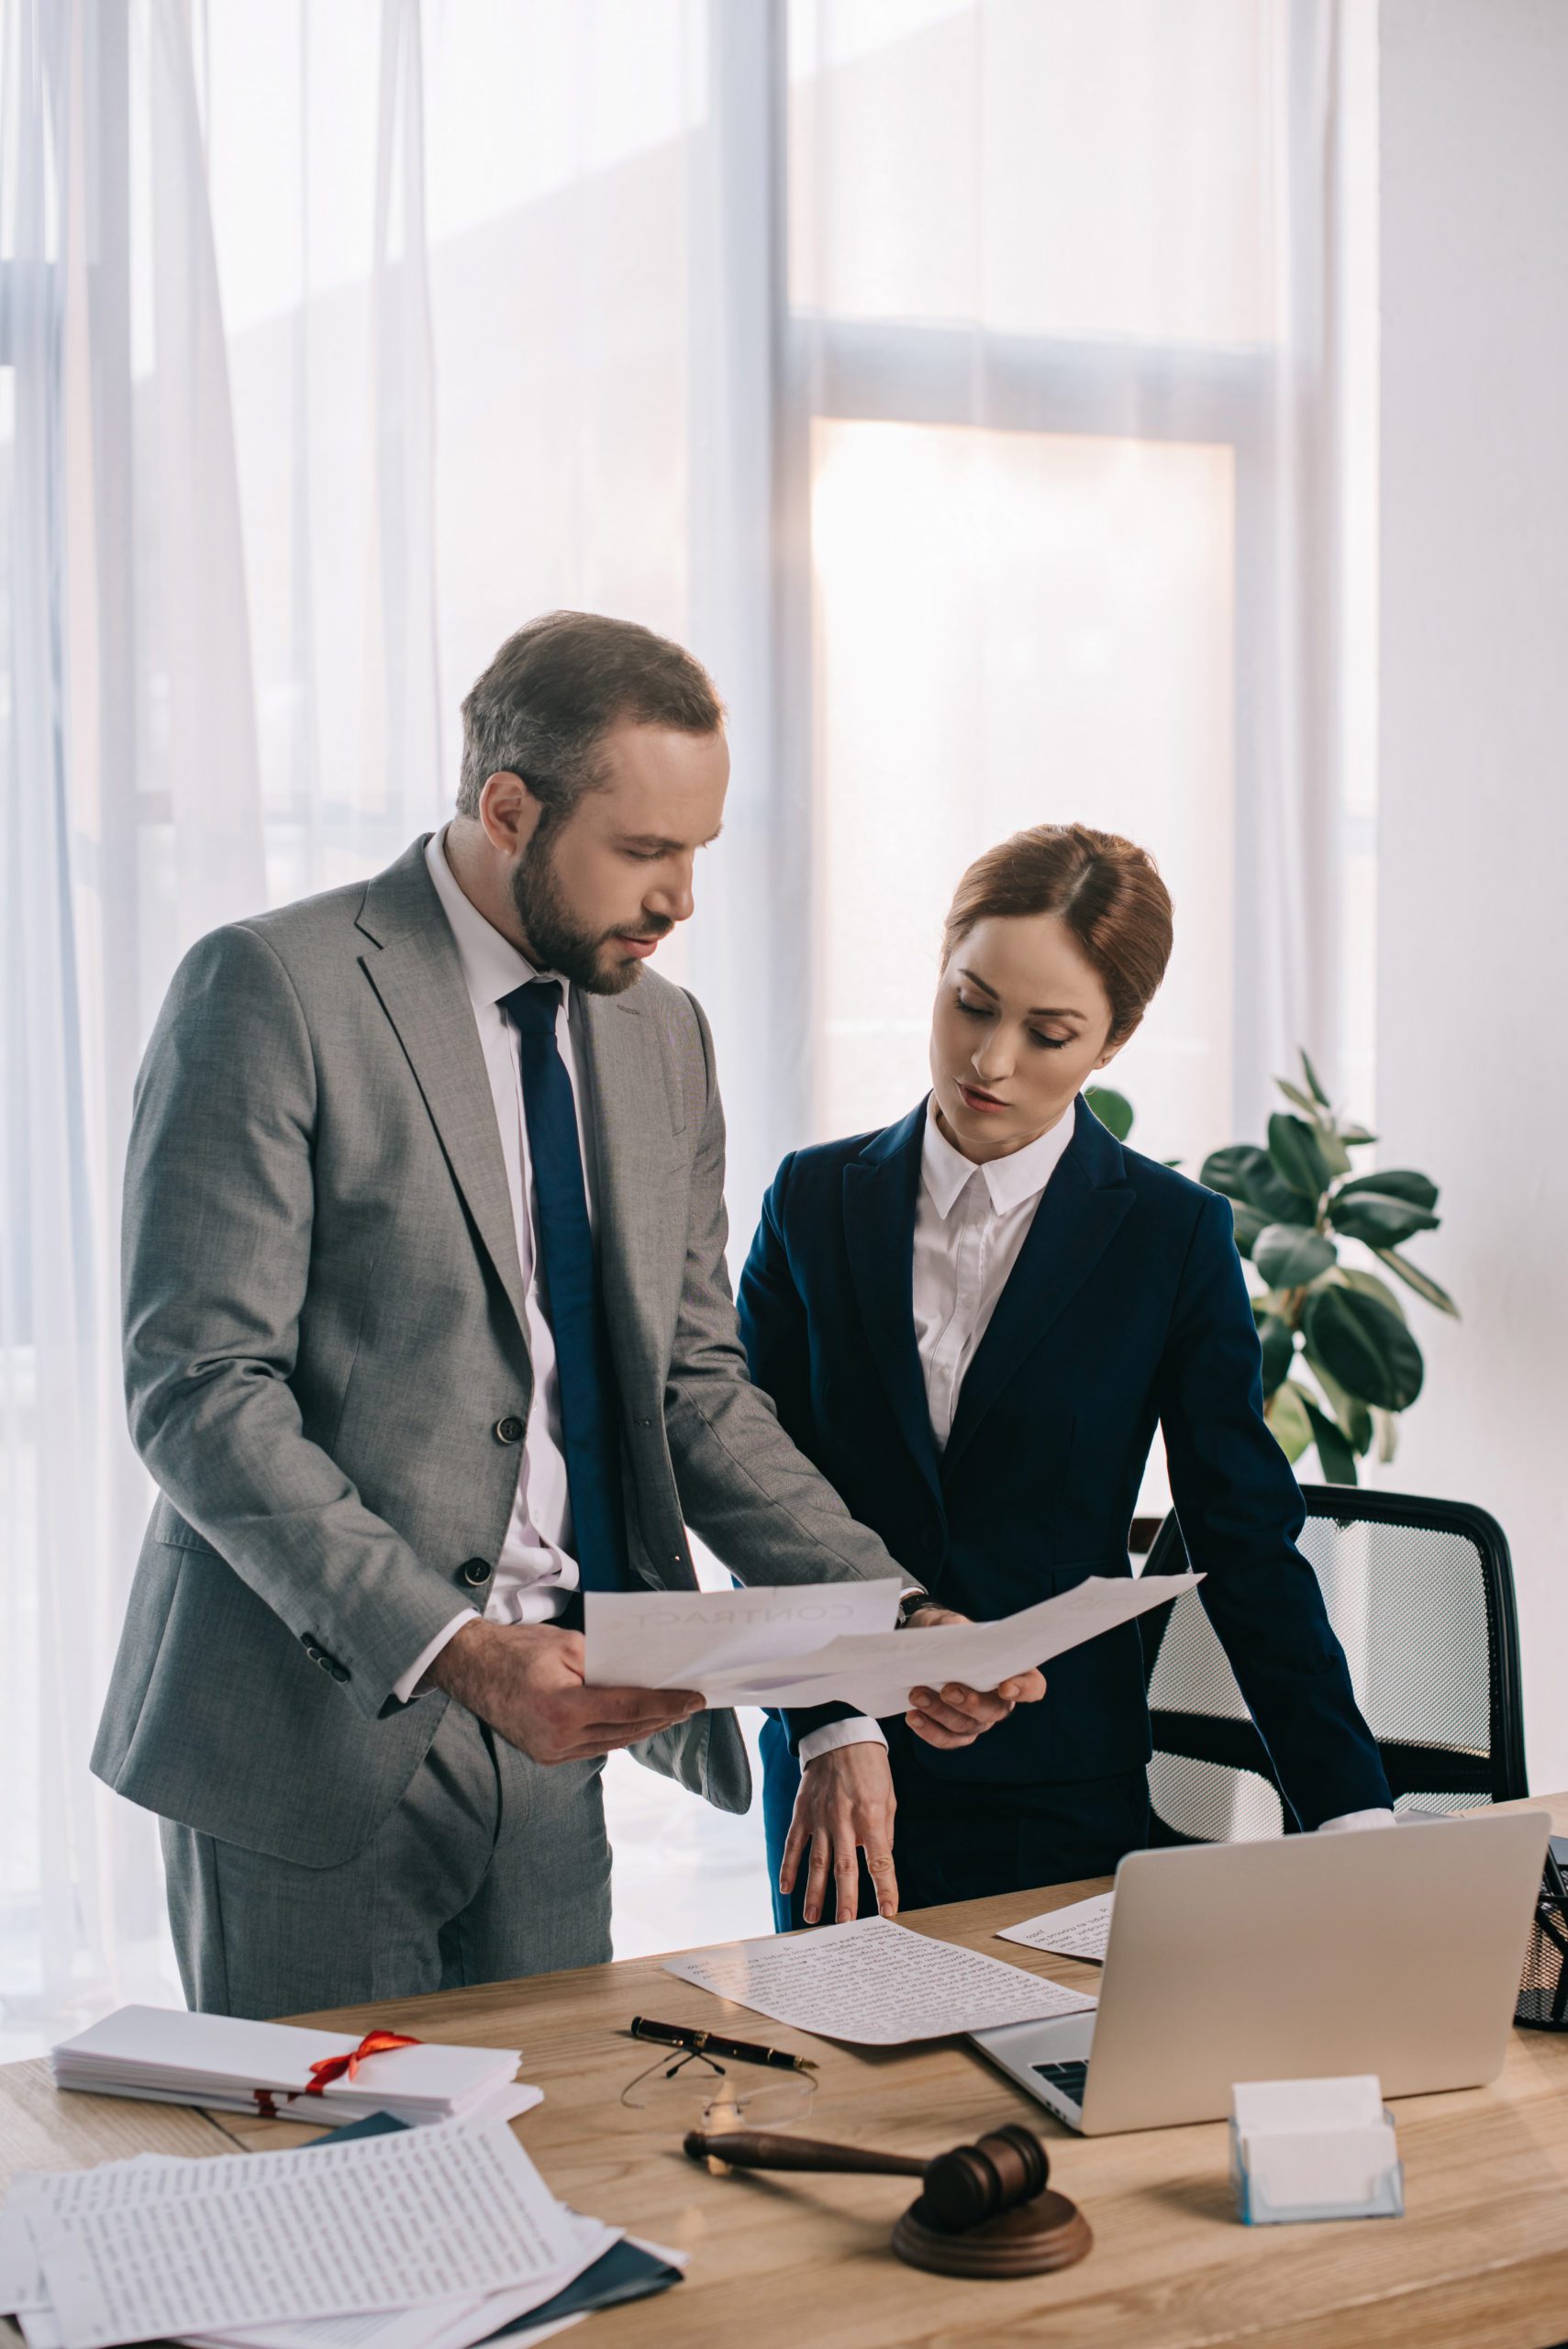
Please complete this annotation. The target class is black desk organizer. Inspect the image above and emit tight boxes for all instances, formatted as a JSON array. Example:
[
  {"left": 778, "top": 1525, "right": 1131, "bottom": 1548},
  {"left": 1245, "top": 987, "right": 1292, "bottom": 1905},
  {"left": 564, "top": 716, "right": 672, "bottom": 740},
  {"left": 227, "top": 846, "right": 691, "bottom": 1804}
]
[{"left": 1516, "top": 1868, "right": 1568, "bottom": 2031}]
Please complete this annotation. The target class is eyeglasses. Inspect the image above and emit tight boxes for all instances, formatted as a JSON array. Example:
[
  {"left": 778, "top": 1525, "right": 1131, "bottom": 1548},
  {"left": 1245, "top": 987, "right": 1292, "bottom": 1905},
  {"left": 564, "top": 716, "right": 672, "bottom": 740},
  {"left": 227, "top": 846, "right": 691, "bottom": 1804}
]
[{"left": 618, "top": 2046, "right": 817, "bottom": 2125}]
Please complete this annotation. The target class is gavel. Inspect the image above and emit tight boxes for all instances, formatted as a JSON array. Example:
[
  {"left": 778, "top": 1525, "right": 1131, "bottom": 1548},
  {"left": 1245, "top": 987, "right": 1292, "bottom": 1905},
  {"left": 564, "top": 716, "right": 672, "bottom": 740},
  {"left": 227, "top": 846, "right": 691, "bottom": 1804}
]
[{"left": 683, "top": 2123, "right": 1092, "bottom": 2277}]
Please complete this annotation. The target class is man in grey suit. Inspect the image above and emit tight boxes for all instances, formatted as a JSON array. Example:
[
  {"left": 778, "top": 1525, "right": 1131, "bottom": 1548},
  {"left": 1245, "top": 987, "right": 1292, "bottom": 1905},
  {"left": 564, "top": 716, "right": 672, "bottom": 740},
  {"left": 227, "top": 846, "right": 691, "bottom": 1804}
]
[{"left": 95, "top": 610, "right": 1041, "bottom": 2019}]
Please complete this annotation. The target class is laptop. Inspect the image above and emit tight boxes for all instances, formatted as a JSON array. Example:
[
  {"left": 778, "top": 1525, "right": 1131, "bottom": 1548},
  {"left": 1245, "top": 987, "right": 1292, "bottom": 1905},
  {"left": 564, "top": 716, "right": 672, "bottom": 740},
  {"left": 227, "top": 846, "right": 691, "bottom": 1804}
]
[{"left": 972, "top": 1808, "right": 1548, "bottom": 2135}]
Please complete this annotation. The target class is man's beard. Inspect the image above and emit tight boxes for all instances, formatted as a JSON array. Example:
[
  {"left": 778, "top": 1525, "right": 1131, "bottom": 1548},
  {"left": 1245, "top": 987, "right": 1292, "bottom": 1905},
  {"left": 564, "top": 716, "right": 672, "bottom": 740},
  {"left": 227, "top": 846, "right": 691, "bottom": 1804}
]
[{"left": 509, "top": 825, "right": 668, "bottom": 996}]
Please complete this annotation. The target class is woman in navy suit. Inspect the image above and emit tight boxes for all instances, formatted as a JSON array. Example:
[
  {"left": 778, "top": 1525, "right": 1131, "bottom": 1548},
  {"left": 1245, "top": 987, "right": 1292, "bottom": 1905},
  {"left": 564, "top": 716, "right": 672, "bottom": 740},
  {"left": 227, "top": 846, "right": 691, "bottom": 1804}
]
[{"left": 739, "top": 823, "right": 1392, "bottom": 1932}]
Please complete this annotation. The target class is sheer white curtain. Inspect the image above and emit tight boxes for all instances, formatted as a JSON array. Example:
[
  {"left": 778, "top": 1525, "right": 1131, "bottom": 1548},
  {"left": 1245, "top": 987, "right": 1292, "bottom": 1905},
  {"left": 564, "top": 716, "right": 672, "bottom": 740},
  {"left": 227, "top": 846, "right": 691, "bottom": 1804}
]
[
  {"left": 1, "top": 0, "right": 270, "bottom": 2051},
  {"left": 1, "top": 0, "right": 1372, "bottom": 2048},
  {"left": 1, "top": 0, "right": 774, "bottom": 2051}
]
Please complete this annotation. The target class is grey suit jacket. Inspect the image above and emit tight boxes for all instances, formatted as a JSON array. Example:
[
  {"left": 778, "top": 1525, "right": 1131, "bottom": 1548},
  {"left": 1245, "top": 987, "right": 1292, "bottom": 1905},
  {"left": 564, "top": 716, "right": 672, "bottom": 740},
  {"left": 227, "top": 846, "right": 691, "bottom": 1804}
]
[{"left": 93, "top": 836, "right": 907, "bottom": 1865}]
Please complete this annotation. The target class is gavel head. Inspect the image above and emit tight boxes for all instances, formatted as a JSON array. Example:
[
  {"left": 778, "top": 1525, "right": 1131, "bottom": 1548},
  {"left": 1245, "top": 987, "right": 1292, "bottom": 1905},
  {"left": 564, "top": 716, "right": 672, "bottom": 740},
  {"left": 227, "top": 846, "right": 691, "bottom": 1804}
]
[{"left": 918, "top": 2124, "right": 1051, "bottom": 2233}]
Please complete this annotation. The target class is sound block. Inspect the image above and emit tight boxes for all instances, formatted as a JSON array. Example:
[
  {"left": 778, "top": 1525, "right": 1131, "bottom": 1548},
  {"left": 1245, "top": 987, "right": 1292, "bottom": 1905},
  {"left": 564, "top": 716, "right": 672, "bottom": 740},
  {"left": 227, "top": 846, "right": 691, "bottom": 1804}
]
[{"left": 892, "top": 2188, "right": 1093, "bottom": 2279}]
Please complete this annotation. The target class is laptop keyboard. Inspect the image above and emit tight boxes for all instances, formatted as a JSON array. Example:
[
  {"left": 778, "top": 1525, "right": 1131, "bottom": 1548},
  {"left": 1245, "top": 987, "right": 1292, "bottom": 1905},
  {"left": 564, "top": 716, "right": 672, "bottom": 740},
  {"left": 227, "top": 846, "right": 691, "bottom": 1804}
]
[{"left": 1033, "top": 2060, "right": 1089, "bottom": 2105}]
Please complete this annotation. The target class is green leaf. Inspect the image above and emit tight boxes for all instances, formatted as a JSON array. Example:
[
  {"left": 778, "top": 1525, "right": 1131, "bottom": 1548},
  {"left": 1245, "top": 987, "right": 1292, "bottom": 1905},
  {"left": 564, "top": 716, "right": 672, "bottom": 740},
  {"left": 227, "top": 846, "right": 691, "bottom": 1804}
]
[
  {"left": 1201, "top": 1146, "right": 1315, "bottom": 1226},
  {"left": 1338, "top": 1124, "right": 1377, "bottom": 1147},
  {"left": 1304, "top": 1286, "right": 1426, "bottom": 1412},
  {"left": 1328, "top": 1191, "right": 1440, "bottom": 1248},
  {"left": 1373, "top": 1245, "right": 1461, "bottom": 1319},
  {"left": 1254, "top": 1225, "right": 1338, "bottom": 1289},
  {"left": 1266, "top": 1380, "right": 1315, "bottom": 1464},
  {"left": 1302, "top": 1349, "right": 1374, "bottom": 1454},
  {"left": 1371, "top": 1405, "right": 1399, "bottom": 1464},
  {"left": 1275, "top": 1078, "right": 1322, "bottom": 1117},
  {"left": 1201, "top": 1145, "right": 1266, "bottom": 1202},
  {"left": 1257, "top": 1314, "right": 1296, "bottom": 1397},
  {"left": 1084, "top": 1085, "right": 1134, "bottom": 1142},
  {"left": 1299, "top": 1049, "right": 1330, "bottom": 1107},
  {"left": 1317, "top": 1124, "right": 1352, "bottom": 1179},
  {"left": 1335, "top": 1169, "right": 1439, "bottom": 1212},
  {"left": 1268, "top": 1112, "right": 1332, "bottom": 1202},
  {"left": 1339, "top": 1265, "right": 1409, "bottom": 1325},
  {"left": 1303, "top": 1397, "right": 1360, "bottom": 1486},
  {"left": 1229, "top": 1201, "right": 1268, "bottom": 1260}
]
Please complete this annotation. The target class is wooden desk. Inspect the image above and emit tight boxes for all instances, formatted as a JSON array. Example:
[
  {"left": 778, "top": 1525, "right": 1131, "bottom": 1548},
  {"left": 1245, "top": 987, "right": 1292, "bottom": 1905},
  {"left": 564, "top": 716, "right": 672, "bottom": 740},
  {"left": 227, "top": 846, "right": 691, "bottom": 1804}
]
[{"left": 6, "top": 1803, "right": 1568, "bottom": 2349}]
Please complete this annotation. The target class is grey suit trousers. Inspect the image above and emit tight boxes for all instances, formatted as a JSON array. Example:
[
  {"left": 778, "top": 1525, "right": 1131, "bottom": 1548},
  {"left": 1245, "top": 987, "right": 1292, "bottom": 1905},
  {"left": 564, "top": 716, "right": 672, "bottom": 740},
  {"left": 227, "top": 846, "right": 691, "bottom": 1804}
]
[{"left": 160, "top": 1705, "right": 610, "bottom": 2019}]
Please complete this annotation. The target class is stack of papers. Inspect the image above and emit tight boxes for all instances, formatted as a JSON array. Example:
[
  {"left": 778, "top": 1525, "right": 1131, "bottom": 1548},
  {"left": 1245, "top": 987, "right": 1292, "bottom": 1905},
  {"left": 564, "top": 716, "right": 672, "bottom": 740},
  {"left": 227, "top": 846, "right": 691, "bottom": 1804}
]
[
  {"left": 0, "top": 2113, "right": 684, "bottom": 2349},
  {"left": 664, "top": 1914, "right": 1096, "bottom": 2044},
  {"left": 586, "top": 1572, "right": 1203, "bottom": 1717},
  {"left": 50, "top": 2009, "right": 537, "bottom": 2131}
]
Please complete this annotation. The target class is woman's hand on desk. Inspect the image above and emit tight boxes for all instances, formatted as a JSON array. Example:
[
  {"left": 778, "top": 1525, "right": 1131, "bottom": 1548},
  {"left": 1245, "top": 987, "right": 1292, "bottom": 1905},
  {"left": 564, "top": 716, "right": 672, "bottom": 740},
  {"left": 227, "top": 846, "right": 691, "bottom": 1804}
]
[
  {"left": 900, "top": 1604, "right": 1048, "bottom": 1749},
  {"left": 782, "top": 1744, "right": 899, "bottom": 1924}
]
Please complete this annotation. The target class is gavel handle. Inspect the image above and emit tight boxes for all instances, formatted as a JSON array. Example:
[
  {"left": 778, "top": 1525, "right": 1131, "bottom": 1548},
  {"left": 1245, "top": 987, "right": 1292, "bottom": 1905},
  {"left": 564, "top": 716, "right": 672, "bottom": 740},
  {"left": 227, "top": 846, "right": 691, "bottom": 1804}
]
[{"left": 684, "top": 2128, "right": 927, "bottom": 2177}]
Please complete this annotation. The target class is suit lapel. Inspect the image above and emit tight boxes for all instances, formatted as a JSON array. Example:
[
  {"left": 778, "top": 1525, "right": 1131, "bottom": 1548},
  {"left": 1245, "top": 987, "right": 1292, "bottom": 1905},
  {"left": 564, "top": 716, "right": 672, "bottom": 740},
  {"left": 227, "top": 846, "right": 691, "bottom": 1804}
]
[
  {"left": 941, "top": 1097, "right": 1135, "bottom": 1480},
  {"left": 842, "top": 1106, "right": 941, "bottom": 1505},
  {"left": 574, "top": 988, "right": 686, "bottom": 1386},
  {"left": 356, "top": 840, "right": 528, "bottom": 1341}
]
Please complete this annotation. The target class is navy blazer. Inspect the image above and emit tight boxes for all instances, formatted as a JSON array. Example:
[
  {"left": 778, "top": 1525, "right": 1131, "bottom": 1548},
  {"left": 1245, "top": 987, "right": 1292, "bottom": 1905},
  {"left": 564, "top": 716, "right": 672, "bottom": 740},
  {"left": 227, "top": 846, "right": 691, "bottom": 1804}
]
[{"left": 736, "top": 1096, "right": 1392, "bottom": 1828}]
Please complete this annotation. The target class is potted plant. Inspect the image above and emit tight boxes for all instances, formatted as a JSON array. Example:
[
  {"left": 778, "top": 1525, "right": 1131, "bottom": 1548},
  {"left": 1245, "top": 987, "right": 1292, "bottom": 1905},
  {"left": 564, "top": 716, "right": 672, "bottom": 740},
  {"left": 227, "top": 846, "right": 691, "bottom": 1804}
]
[
  {"left": 1197, "top": 1054, "right": 1457, "bottom": 1483},
  {"left": 1087, "top": 1062, "right": 1458, "bottom": 1485}
]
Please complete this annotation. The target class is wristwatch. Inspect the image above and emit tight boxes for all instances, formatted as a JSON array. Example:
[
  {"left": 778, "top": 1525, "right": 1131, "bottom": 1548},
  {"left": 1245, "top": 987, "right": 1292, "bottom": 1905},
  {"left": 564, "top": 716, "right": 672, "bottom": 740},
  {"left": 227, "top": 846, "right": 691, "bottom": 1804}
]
[{"left": 895, "top": 1590, "right": 936, "bottom": 1630}]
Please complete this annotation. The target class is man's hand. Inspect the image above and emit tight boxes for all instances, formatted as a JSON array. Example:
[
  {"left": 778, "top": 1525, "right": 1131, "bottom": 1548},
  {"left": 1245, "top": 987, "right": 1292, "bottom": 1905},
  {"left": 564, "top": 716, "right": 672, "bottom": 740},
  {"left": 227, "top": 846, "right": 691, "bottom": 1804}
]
[
  {"left": 899, "top": 1603, "right": 1047, "bottom": 1751},
  {"left": 780, "top": 1742, "right": 898, "bottom": 1925},
  {"left": 422, "top": 1619, "right": 703, "bottom": 1765}
]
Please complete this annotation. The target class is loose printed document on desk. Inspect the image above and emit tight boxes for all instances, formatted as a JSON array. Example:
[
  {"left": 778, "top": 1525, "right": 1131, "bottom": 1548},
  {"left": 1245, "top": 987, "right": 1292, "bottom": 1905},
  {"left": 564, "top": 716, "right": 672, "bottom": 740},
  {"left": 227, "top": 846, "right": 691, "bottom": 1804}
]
[
  {"left": 2, "top": 2119, "right": 581, "bottom": 2349},
  {"left": 665, "top": 1916, "right": 1096, "bottom": 2045},
  {"left": 997, "top": 1891, "right": 1115, "bottom": 1964},
  {"left": 589, "top": 1573, "right": 1202, "bottom": 1717}
]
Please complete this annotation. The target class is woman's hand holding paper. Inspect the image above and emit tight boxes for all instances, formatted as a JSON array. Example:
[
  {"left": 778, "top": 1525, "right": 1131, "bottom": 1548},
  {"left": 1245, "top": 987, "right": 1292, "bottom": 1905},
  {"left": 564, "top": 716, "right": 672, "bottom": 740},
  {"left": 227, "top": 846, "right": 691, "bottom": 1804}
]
[{"left": 899, "top": 1604, "right": 1048, "bottom": 1749}]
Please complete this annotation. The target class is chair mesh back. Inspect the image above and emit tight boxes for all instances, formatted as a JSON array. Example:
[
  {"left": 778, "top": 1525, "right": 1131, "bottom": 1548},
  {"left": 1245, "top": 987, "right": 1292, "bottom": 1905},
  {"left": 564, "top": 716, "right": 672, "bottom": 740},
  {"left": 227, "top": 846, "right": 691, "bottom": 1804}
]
[{"left": 1140, "top": 1486, "right": 1526, "bottom": 1845}]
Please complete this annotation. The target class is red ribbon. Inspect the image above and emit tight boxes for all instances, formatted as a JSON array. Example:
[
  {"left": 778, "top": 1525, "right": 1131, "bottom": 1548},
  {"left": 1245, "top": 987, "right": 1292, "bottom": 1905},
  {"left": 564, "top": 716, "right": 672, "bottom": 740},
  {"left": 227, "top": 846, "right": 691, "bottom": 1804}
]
[
  {"left": 303, "top": 2029, "right": 423, "bottom": 2095},
  {"left": 249, "top": 2028, "right": 423, "bottom": 2115}
]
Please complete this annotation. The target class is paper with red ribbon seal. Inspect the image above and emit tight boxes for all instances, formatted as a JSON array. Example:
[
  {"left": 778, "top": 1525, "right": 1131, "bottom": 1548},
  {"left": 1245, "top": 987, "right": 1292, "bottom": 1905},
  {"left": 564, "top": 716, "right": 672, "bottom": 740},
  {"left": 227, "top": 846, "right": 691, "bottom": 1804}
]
[{"left": 250, "top": 2029, "right": 422, "bottom": 2117}]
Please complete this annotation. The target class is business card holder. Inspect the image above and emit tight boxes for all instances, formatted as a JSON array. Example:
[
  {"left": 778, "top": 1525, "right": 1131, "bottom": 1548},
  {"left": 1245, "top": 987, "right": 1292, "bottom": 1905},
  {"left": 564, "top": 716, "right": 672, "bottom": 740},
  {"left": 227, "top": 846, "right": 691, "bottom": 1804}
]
[{"left": 1229, "top": 2077, "right": 1404, "bottom": 2225}]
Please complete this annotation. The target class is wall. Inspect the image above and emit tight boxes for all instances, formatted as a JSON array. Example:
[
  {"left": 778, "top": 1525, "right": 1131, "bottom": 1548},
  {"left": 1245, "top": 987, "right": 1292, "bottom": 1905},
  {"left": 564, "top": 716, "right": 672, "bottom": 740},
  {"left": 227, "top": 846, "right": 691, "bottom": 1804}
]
[{"left": 1378, "top": 0, "right": 1568, "bottom": 1788}]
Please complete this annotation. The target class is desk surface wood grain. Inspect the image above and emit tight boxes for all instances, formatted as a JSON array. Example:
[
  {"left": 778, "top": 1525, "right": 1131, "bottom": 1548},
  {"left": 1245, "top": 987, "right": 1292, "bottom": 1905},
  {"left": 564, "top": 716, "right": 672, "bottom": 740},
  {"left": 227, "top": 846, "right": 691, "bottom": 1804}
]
[{"left": 6, "top": 1798, "right": 1568, "bottom": 2349}]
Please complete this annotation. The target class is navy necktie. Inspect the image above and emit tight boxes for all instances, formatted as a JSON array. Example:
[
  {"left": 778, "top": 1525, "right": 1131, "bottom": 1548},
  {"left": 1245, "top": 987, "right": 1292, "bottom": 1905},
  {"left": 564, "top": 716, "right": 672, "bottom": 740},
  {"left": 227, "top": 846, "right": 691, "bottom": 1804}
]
[{"left": 504, "top": 980, "right": 629, "bottom": 1594}]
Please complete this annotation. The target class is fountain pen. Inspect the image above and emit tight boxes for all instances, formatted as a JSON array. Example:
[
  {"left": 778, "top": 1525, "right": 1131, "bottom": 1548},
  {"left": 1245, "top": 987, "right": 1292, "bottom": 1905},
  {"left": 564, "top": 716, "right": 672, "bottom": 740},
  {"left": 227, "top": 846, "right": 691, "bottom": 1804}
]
[{"left": 628, "top": 2015, "right": 817, "bottom": 2073}]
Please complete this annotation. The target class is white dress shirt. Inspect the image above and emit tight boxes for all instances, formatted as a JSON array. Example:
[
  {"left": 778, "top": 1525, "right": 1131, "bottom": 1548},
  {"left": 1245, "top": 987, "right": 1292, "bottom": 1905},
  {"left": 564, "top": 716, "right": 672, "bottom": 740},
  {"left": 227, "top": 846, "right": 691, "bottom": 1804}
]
[
  {"left": 392, "top": 830, "right": 595, "bottom": 1702},
  {"left": 913, "top": 1098, "right": 1078, "bottom": 1448},
  {"left": 801, "top": 1098, "right": 1395, "bottom": 1831}
]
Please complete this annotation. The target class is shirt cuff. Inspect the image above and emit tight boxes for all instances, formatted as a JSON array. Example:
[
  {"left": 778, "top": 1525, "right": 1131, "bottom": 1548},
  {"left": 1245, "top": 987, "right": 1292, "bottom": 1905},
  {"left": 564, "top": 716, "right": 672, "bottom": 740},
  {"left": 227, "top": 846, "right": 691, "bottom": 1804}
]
[
  {"left": 797, "top": 1716, "right": 890, "bottom": 1765},
  {"left": 392, "top": 1609, "right": 480, "bottom": 1705},
  {"left": 1316, "top": 1808, "right": 1398, "bottom": 1832}
]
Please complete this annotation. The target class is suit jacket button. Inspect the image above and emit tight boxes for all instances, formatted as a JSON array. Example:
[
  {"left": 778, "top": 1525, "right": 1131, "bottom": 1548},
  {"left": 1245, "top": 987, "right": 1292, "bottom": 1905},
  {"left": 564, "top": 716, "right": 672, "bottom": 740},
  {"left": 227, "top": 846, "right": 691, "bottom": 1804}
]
[
  {"left": 304, "top": 1641, "right": 323, "bottom": 1662},
  {"left": 494, "top": 1416, "right": 525, "bottom": 1444},
  {"left": 460, "top": 1557, "right": 493, "bottom": 1588},
  {"left": 330, "top": 1664, "right": 350, "bottom": 1683},
  {"left": 316, "top": 1653, "right": 333, "bottom": 1672}
]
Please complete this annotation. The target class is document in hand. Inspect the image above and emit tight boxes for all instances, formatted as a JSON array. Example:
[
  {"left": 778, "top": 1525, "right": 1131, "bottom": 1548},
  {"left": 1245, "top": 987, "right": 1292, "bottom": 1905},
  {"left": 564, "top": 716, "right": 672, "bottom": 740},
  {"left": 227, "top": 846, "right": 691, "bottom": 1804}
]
[
  {"left": 664, "top": 1915, "right": 1097, "bottom": 2045},
  {"left": 591, "top": 1572, "right": 1203, "bottom": 1717},
  {"left": 584, "top": 1578, "right": 903, "bottom": 1694},
  {"left": 49, "top": 2008, "right": 532, "bottom": 2128}
]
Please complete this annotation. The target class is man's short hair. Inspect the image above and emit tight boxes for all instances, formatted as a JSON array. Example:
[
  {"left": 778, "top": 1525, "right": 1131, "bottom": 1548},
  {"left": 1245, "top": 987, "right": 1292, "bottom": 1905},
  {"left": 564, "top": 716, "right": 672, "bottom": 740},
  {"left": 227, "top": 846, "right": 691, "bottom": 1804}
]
[{"left": 457, "top": 611, "right": 725, "bottom": 822}]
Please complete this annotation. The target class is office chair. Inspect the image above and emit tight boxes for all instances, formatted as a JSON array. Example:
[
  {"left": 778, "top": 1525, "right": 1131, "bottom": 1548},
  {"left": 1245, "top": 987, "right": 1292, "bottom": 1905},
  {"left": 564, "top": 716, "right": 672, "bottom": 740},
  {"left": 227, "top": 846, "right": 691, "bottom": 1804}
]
[{"left": 1136, "top": 1486, "right": 1529, "bottom": 1844}]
